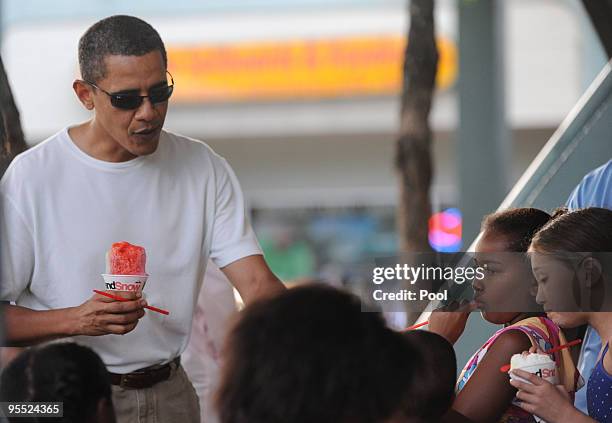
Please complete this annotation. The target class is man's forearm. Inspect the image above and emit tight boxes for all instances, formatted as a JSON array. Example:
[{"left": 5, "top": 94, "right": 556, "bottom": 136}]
[
  {"left": 238, "top": 274, "right": 286, "bottom": 305},
  {"left": 3, "top": 304, "right": 77, "bottom": 346},
  {"left": 221, "top": 255, "right": 287, "bottom": 305}
]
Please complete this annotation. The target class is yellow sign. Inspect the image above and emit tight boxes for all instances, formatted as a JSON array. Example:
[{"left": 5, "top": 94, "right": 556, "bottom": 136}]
[{"left": 168, "top": 35, "right": 457, "bottom": 103}]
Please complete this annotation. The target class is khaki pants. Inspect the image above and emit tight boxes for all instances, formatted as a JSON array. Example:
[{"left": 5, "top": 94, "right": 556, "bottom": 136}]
[{"left": 111, "top": 363, "right": 200, "bottom": 423}]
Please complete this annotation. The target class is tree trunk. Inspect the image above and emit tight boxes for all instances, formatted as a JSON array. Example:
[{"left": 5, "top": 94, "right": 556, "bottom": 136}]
[
  {"left": 396, "top": 0, "right": 438, "bottom": 254},
  {"left": 395, "top": 0, "right": 438, "bottom": 323},
  {"left": 0, "top": 55, "right": 27, "bottom": 176}
]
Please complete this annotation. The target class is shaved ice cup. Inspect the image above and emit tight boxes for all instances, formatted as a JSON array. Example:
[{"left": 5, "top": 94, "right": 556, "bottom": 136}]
[
  {"left": 101, "top": 274, "right": 148, "bottom": 298},
  {"left": 509, "top": 354, "right": 559, "bottom": 423},
  {"left": 509, "top": 357, "right": 559, "bottom": 385}
]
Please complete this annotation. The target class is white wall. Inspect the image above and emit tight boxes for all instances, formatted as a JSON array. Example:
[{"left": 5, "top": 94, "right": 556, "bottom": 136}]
[
  {"left": 505, "top": 0, "right": 583, "bottom": 127},
  {"left": 206, "top": 129, "right": 550, "bottom": 209}
]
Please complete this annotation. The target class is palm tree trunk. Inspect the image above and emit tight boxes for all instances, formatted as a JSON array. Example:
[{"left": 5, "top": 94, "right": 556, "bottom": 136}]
[
  {"left": 396, "top": 0, "right": 438, "bottom": 254},
  {"left": 395, "top": 0, "right": 438, "bottom": 322}
]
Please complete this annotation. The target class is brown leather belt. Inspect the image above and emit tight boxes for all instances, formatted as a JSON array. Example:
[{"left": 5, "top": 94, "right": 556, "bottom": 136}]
[{"left": 109, "top": 357, "right": 180, "bottom": 389}]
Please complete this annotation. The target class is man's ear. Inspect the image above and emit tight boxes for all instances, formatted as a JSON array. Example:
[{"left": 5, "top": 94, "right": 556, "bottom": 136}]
[
  {"left": 73, "top": 80, "right": 95, "bottom": 110},
  {"left": 580, "top": 257, "right": 603, "bottom": 289}
]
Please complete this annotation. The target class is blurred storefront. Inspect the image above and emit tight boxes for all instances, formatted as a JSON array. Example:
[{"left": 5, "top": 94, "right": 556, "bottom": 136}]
[{"left": 1, "top": 0, "right": 605, "bottom": 282}]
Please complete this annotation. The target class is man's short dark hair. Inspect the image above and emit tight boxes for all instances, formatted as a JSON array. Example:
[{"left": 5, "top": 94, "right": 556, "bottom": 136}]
[
  {"left": 78, "top": 15, "right": 167, "bottom": 83},
  {"left": 216, "top": 284, "right": 418, "bottom": 423}
]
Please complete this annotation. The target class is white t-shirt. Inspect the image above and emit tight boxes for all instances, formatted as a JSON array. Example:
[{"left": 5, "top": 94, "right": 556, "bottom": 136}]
[{"left": 0, "top": 127, "right": 262, "bottom": 373}]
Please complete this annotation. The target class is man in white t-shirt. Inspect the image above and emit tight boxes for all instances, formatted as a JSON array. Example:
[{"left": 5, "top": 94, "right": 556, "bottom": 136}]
[{"left": 0, "top": 15, "right": 285, "bottom": 423}]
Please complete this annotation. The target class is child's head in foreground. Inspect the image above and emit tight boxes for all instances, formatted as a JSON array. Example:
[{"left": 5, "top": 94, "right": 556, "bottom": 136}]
[
  {"left": 0, "top": 342, "right": 115, "bottom": 423},
  {"left": 216, "top": 284, "right": 456, "bottom": 423}
]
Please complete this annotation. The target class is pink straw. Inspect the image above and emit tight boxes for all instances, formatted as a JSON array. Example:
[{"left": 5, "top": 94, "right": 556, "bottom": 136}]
[
  {"left": 93, "top": 289, "right": 170, "bottom": 315},
  {"left": 402, "top": 321, "right": 429, "bottom": 332},
  {"left": 499, "top": 338, "right": 582, "bottom": 373}
]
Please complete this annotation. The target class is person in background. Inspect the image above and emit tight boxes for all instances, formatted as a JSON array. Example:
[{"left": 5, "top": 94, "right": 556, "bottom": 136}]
[{"left": 0, "top": 342, "right": 116, "bottom": 423}]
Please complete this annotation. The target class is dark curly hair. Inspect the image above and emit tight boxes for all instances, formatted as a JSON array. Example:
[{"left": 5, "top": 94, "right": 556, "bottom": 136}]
[
  {"left": 78, "top": 15, "right": 167, "bottom": 83},
  {"left": 481, "top": 207, "right": 553, "bottom": 252},
  {"left": 0, "top": 343, "right": 112, "bottom": 422},
  {"left": 216, "top": 284, "right": 419, "bottom": 423}
]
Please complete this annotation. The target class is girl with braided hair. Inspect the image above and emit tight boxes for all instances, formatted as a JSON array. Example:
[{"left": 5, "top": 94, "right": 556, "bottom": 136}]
[{"left": 0, "top": 342, "right": 116, "bottom": 422}]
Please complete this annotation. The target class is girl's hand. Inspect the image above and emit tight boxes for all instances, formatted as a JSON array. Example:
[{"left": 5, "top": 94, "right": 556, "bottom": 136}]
[
  {"left": 510, "top": 369, "right": 591, "bottom": 423},
  {"left": 519, "top": 345, "right": 545, "bottom": 357}
]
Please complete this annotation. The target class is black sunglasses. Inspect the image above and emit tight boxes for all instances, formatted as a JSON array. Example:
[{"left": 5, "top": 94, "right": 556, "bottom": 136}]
[{"left": 84, "top": 71, "right": 174, "bottom": 110}]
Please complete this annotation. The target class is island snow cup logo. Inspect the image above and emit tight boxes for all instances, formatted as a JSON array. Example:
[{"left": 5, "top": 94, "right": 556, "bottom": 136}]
[{"left": 101, "top": 274, "right": 148, "bottom": 293}]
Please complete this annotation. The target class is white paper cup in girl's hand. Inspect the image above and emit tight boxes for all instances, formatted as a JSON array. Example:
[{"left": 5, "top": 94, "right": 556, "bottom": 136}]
[
  {"left": 509, "top": 353, "right": 559, "bottom": 423},
  {"left": 509, "top": 352, "right": 559, "bottom": 385}
]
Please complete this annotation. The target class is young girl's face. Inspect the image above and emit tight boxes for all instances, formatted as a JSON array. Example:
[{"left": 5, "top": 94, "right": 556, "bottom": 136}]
[
  {"left": 529, "top": 249, "right": 592, "bottom": 328},
  {"left": 529, "top": 250, "right": 582, "bottom": 313},
  {"left": 473, "top": 231, "right": 540, "bottom": 324}
]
